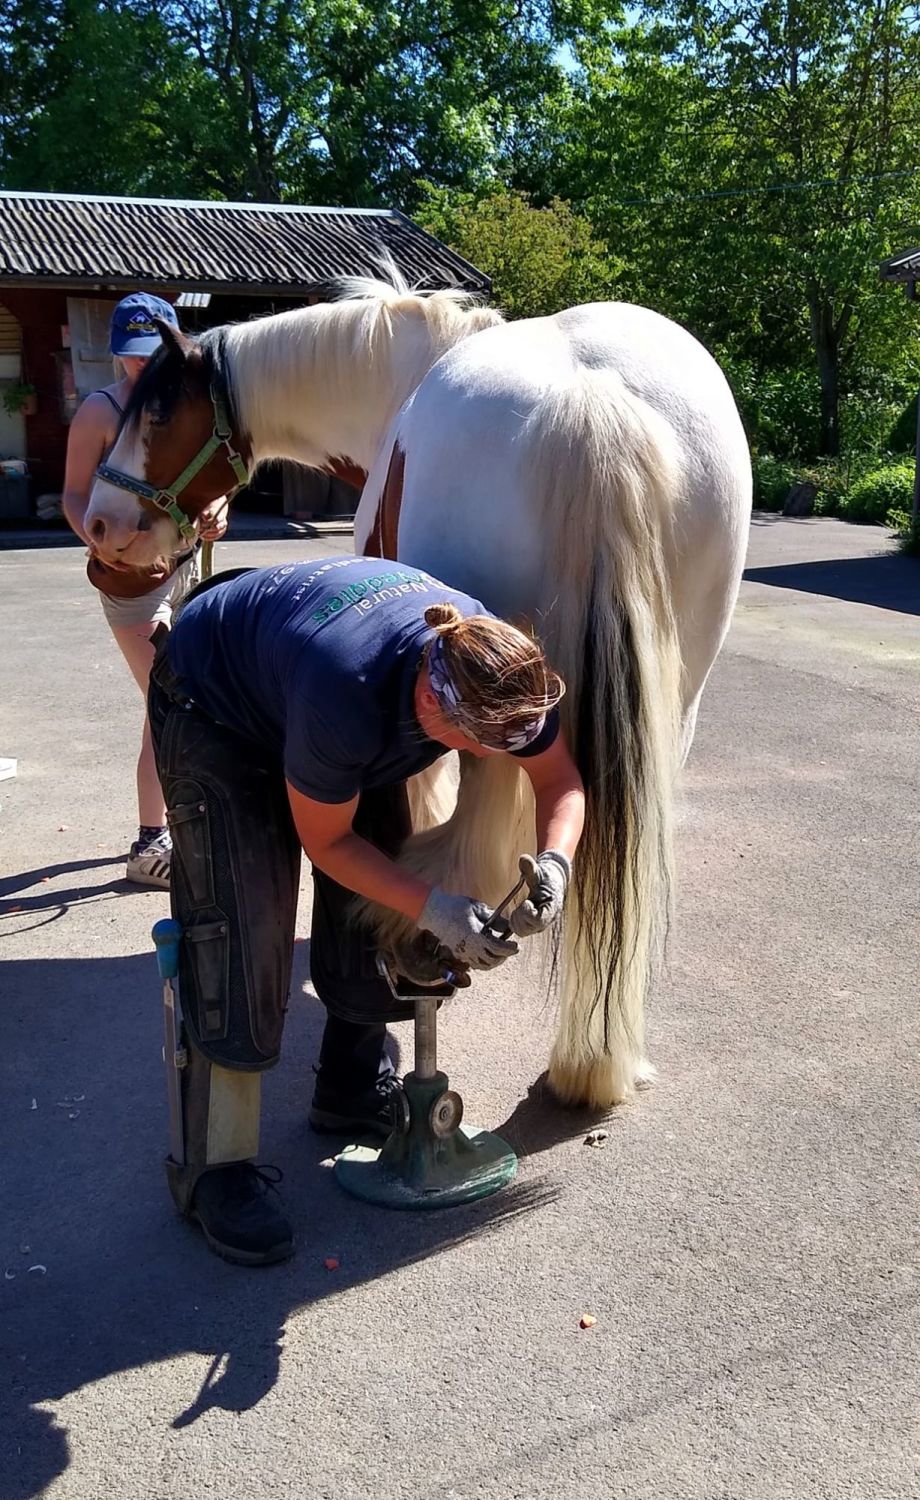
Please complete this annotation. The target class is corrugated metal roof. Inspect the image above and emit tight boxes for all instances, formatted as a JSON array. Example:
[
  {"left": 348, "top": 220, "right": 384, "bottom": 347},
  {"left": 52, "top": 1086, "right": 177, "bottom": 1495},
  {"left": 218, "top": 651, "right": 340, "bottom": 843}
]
[
  {"left": 880, "top": 247, "right": 920, "bottom": 282},
  {"left": 0, "top": 190, "right": 490, "bottom": 295}
]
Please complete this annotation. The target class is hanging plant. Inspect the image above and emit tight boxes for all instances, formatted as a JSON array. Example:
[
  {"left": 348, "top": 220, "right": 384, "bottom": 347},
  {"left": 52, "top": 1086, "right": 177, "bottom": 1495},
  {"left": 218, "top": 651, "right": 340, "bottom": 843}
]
[{"left": 2, "top": 381, "right": 37, "bottom": 416}]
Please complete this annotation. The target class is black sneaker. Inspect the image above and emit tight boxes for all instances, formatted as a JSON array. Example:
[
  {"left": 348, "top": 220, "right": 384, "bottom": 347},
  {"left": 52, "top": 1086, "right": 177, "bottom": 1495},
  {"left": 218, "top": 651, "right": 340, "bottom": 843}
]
[
  {"left": 188, "top": 1164, "right": 294, "bottom": 1266},
  {"left": 309, "top": 1074, "right": 402, "bottom": 1137}
]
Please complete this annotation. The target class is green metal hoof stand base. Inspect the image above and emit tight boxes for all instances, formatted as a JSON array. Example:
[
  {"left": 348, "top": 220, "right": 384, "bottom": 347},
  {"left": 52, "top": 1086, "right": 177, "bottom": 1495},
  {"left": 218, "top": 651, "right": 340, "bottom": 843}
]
[
  {"left": 334, "top": 960, "right": 518, "bottom": 1211},
  {"left": 334, "top": 1069, "right": 518, "bottom": 1210}
]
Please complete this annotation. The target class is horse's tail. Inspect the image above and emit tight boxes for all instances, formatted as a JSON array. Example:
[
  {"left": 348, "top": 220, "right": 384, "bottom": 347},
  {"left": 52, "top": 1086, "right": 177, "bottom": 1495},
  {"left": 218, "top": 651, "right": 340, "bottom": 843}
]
[{"left": 525, "top": 364, "right": 683, "bottom": 1107}]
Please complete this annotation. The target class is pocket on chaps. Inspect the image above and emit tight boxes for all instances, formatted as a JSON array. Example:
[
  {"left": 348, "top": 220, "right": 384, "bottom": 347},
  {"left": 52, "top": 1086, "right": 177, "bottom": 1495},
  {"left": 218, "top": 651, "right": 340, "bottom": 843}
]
[
  {"left": 185, "top": 920, "right": 231, "bottom": 1043},
  {"left": 167, "top": 797, "right": 214, "bottom": 908},
  {"left": 167, "top": 790, "right": 231, "bottom": 1048}
]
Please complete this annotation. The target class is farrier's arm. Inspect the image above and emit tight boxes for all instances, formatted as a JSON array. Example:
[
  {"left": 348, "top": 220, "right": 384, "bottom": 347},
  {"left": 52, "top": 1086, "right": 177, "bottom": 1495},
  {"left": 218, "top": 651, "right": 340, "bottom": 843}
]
[
  {"left": 286, "top": 785, "right": 431, "bottom": 921},
  {"left": 509, "top": 733, "right": 585, "bottom": 938},
  {"left": 518, "top": 732, "right": 585, "bottom": 864}
]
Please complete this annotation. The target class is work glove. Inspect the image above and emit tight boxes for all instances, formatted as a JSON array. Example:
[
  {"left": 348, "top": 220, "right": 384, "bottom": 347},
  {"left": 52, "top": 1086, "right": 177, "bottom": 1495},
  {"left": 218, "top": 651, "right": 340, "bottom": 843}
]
[
  {"left": 509, "top": 850, "right": 571, "bottom": 938},
  {"left": 417, "top": 887, "right": 519, "bottom": 971}
]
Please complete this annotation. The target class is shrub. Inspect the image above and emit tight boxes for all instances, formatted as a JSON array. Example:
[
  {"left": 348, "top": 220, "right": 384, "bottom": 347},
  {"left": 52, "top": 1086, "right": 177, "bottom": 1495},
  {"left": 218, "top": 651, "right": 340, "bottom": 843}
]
[
  {"left": 886, "top": 507, "right": 920, "bottom": 554},
  {"left": 751, "top": 452, "right": 796, "bottom": 510},
  {"left": 838, "top": 461, "right": 915, "bottom": 525},
  {"left": 720, "top": 359, "right": 819, "bottom": 458},
  {"left": 413, "top": 183, "right": 619, "bottom": 322},
  {"left": 839, "top": 386, "right": 913, "bottom": 458},
  {"left": 886, "top": 395, "right": 918, "bottom": 454}
]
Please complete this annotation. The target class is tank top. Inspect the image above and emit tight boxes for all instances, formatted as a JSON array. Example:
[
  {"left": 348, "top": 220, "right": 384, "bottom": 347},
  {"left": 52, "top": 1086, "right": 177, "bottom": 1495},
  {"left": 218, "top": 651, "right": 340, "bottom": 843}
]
[{"left": 85, "top": 388, "right": 197, "bottom": 600}]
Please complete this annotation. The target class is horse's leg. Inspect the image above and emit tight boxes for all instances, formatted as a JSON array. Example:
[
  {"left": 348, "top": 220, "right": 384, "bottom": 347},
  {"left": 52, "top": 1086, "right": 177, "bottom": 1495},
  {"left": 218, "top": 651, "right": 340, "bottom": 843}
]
[
  {"left": 365, "top": 753, "right": 535, "bottom": 961},
  {"left": 405, "top": 756, "right": 459, "bottom": 833}
]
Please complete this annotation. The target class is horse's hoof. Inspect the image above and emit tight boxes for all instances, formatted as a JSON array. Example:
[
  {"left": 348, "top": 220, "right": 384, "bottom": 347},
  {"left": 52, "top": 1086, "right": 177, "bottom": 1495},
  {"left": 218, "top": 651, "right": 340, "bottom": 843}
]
[
  {"left": 389, "top": 934, "right": 468, "bottom": 989},
  {"left": 546, "top": 1051, "right": 633, "bottom": 1111},
  {"left": 633, "top": 1059, "right": 658, "bottom": 1091}
]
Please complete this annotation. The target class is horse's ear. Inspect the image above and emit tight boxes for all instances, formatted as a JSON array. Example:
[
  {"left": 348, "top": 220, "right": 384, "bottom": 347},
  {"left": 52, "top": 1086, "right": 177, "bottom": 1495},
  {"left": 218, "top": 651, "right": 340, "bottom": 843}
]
[{"left": 155, "top": 318, "right": 193, "bottom": 360}]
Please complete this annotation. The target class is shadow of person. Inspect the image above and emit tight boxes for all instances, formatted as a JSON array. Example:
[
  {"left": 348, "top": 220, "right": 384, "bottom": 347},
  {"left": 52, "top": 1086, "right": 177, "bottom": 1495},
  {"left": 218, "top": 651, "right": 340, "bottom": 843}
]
[
  {"left": 0, "top": 857, "right": 133, "bottom": 932},
  {"left": 1, "top": 948, "right": 551, "bottom": 1499},
  {"left": 0, "top": 857, "right": 123, "bottom": 901}
]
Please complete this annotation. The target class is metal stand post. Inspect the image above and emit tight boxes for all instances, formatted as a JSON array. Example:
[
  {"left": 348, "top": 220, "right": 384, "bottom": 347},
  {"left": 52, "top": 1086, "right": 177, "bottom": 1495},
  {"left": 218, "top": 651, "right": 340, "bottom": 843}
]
[{"left": 334, "top": 958, "right": 518, "bottom": 1211}]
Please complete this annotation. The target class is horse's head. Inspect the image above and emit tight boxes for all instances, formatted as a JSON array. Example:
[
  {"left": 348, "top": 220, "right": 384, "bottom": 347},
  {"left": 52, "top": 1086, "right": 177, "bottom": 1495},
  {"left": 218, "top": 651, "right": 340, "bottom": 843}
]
[{"left": 84, "top": 322, "right": 250, "bottom": 568}]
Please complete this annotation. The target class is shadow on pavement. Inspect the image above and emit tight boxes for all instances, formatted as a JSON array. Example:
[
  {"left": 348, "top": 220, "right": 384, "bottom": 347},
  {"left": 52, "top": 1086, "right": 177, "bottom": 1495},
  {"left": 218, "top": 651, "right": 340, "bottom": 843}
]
[
  {"left": 0, "top": 946, "right": 554, "bottom": 1499},
  {"left": 0, "top": 857, "right": 122, "bottom": 901},
  {"left": 0, "top": 859, "right": 153, "bottom": 931},
  {"left": 749, "top": 511, "right": 789, "bottom": 527},
  {"left": 495, "top": 1071, "right": 614, "bottom": 1160},
  {"left": 744, "top": 551, "right": 919, "bottom": 614}
]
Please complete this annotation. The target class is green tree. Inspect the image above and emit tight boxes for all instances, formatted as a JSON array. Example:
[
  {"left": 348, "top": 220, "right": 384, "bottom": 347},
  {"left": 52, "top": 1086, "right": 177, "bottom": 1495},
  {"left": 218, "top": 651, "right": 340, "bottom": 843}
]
[
  {"left": 557, "top": 3, "right": 920, "bottom": 456},
  {"left": 0, "top": 1, "right": 577, "bottom": 208},
  {"left": 0, "top": 0, "right": 228, "bottom": 197},
  {"left": 415, "top": 183, "right": 619, "bottom": 318}
]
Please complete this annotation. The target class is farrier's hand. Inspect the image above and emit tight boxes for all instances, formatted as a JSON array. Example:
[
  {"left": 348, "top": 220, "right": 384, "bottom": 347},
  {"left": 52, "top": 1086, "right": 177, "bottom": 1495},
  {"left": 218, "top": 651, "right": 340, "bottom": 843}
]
[
  {"left": 418, "top": 887, "right": 518, "bottom": 970},
  {"left": 510, "top": 851, "right": 571, "bottom": 938}
]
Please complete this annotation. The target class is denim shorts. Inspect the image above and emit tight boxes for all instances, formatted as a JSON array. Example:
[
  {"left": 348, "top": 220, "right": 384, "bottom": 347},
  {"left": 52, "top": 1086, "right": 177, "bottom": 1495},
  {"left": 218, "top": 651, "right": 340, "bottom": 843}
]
[{"left": 99, "top": 551, "right": 201, "bottom": 630}]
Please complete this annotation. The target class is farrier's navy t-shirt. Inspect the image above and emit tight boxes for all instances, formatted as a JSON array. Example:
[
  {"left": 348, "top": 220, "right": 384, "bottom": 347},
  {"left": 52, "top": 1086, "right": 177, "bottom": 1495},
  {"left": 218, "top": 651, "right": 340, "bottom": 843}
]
[{"left": 167, "top": 556, "right": 557, "bottom": 803}]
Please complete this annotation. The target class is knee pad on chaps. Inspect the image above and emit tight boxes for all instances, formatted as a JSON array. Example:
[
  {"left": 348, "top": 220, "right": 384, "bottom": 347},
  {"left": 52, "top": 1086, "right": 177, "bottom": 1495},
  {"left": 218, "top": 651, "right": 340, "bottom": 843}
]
[{"left": 165, "top": 1040, "right": 262, "bottom": 1213}]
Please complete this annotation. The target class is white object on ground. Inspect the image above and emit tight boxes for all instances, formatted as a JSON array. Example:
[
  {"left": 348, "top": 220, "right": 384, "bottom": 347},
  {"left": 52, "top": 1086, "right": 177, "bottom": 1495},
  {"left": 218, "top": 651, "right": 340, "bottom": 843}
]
[{"left": 0, "top": 757, "right": 16, "bottom": 781}]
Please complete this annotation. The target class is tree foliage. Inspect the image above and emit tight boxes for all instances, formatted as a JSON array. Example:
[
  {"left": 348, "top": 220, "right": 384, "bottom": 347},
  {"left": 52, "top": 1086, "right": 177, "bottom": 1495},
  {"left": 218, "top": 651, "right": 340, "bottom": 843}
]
[
  {"left": 2, "top": 0, "right": 920, "bottom": 463},
  {"left": 553, "top": 2, "right": 920, "bottom": 455},
  {"left": 0, "top": 1, "right": 572, "bottom": 205},
  {"left": 415, "top": 184, "right": 618, "bottom": 319}
]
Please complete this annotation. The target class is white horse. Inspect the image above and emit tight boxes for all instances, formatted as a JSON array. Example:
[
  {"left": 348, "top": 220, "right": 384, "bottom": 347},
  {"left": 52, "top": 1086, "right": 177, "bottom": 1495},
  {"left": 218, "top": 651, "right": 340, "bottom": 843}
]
[{"left": 85, "top": 277, "right": 751, "bottom": 1108}]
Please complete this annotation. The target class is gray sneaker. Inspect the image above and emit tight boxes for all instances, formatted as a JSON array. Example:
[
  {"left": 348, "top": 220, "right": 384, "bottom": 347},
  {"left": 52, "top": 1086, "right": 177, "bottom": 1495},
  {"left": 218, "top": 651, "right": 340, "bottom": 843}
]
[{"left": 126, "top": 829, "right": 172, "bottom": 888}]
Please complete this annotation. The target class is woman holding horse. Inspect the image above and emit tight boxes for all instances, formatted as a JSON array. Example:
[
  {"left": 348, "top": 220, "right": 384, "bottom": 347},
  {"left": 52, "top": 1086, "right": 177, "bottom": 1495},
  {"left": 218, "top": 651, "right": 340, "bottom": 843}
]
[
  {"left": 61, "top": 293, "right": 229, "bottom": 888},
  {"left": 148, "top": 553, "right": 584, "bottom": 1264}
]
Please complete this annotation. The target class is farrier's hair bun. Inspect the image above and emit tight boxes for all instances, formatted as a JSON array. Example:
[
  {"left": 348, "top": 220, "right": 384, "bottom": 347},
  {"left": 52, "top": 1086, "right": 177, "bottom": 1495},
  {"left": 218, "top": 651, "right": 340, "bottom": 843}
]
[{"left": 424, "top": 601, "right": 464, "bottom": 633}]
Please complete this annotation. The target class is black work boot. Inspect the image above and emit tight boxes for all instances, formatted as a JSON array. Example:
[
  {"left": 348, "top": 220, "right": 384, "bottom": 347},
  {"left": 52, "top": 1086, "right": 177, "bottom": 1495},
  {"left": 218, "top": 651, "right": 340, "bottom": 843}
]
[
  {"left": 188, "top": 1164, "right": 294, "bottom": 1266},
  {"left": 309, "top": 1072, "right": 402, "bottom": 1136},
  {"left": 309, "top": 1015, "right": 399, "bottom": 1136}
]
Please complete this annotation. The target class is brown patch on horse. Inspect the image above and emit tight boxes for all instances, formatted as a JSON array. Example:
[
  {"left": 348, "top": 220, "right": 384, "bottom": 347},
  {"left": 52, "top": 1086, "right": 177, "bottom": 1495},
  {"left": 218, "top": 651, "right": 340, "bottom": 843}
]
[
  {"left": 366, "top": 444, "right": 405, "bottom": 559},
  {"left": 141, "top": 342, "right": 252, "bottom": 527},
  {"left": 324, "top": 456, "right": 368, "bottom": 492}
]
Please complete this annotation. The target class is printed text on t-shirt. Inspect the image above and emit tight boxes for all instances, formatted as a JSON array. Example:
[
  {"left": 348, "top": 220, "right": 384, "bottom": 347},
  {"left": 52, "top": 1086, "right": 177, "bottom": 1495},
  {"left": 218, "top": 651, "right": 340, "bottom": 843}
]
[{"left": 312, "top": 568, "right": 433, "bottom": 622}]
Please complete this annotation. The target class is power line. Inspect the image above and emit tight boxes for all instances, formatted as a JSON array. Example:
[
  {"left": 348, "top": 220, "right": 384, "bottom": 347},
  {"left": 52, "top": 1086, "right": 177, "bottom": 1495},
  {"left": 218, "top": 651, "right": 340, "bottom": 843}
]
[{"left": 615, "top": 165, "right": 920, "bottom": 207}]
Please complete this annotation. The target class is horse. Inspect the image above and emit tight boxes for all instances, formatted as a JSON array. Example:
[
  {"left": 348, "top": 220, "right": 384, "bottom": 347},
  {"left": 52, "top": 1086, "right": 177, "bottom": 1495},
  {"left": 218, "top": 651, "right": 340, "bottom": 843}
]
[{"left": 84, "top": 275, "right": 751, "bottom": 1110}]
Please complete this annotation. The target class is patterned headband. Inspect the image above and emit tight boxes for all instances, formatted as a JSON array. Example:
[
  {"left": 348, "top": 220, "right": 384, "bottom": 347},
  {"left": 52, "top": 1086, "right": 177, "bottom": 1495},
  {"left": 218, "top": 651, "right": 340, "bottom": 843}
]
[{"left": 426, "top": 632, "right": 546, "bottom": 753}]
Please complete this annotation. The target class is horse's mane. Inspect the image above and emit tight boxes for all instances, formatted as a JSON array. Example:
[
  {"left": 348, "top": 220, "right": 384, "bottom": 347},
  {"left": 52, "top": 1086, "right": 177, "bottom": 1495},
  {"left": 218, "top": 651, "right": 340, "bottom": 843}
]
[
  {"left": 302, "top": 254, "right": 491, "bottom": 314},
  {"left": 118, "top": 328, "right": 232, "bottom": 436},
  {"left": 118, "top": 345, "right": 184, "bottom": 435},
  {"left": 283, "top": 258, "right": 503, "bottom": 358},
  {"left": 225, "top": 263, "right": 503, "bottom": 462},
  {"left": 117, "top": 263, "right": 502, "bottom": 464}
]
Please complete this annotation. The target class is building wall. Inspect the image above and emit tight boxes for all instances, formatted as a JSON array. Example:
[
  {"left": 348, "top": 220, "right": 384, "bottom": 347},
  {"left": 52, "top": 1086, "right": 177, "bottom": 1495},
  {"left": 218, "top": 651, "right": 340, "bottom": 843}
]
[
  {"left": 0, "top": 286, "right": 343, "bottom": 510},
  {"left": 1, "top": 288, "right": 70, "bottom": 497},
  {"left": 0, "top": 300, "right": 26, "bottom": 460}
]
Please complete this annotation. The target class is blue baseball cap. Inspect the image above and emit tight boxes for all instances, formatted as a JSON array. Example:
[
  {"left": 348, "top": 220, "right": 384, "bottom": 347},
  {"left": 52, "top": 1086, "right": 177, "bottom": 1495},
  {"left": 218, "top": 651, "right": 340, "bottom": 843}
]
[{"left": 110, "top": 293, "right": 179, "bottom": 357}]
